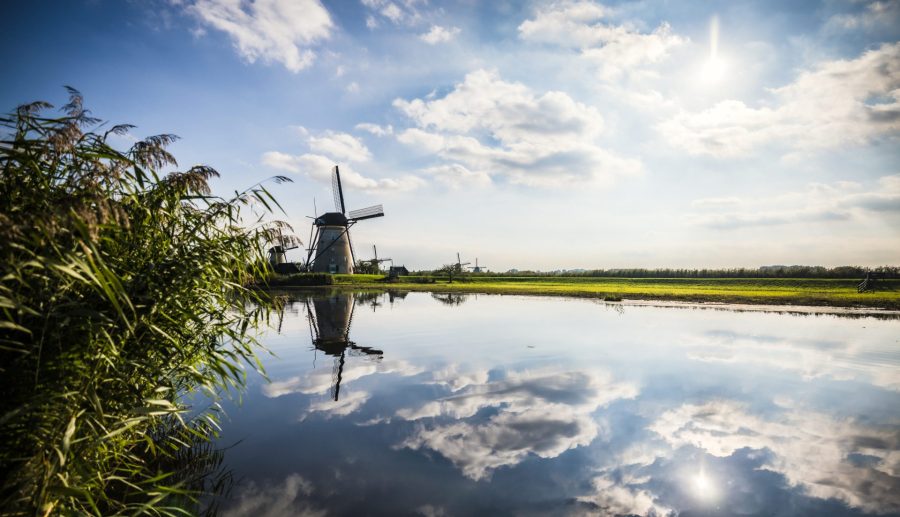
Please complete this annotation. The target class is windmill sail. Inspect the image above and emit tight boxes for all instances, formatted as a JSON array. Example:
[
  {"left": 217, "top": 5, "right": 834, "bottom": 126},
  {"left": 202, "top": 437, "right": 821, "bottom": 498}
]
[
  {"left": 348, "top": 204, "right": 384, "bottom": 221},
  {"left": 332, "top": 166, "right": 346, "bottom": 214}
]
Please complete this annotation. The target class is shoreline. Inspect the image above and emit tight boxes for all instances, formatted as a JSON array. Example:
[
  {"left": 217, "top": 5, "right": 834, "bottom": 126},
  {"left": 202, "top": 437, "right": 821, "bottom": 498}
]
[{"left": 264, "top": 280, "right": 900, "bottom": 314}]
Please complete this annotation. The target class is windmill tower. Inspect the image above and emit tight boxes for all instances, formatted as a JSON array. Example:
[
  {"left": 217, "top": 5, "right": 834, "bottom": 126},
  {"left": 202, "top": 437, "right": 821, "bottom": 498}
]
[
  {"left": 306, "top": 166, "right": 384, "bottom": 274},
  {"left": 468, "top": 257, "right": 487, "bottom": 273}
]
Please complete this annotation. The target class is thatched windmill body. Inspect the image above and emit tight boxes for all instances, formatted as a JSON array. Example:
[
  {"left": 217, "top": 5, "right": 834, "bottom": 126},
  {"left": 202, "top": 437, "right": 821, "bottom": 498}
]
[{"left": 306, "top": 166, "right": 384, "bottom": 274}]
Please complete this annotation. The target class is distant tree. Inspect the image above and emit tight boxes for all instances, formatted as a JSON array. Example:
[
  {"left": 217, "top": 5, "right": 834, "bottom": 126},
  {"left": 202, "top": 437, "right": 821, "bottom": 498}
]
[
  {"left": 354, "top": 259, "right": 380, "bottom": 275},
  {"left": 436, "top": 264, "right": 457, "bottom": 283}
]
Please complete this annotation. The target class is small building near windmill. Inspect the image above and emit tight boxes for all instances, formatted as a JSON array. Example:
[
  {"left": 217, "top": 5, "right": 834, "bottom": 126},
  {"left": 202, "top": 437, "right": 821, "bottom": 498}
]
[{"left": 389, "top": 265, "right": 409, "bottom": 278}]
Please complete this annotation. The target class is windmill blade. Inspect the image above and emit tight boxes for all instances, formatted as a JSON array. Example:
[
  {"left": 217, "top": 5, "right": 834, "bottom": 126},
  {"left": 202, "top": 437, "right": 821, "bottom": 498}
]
[
  {"left": 331, "top": 166, "right": 346, "bottom": 214},
  {"left": 347, "top": 204, "right": 384, "bottom": 221},
  {"left": 373, "top": 244, "right": 378, "bottom": 262}
]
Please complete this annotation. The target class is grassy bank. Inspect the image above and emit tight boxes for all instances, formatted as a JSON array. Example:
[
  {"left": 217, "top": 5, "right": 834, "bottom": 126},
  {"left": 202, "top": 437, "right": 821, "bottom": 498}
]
[{"left": 316, "top": 275, "right": 900, "bottom": 309}]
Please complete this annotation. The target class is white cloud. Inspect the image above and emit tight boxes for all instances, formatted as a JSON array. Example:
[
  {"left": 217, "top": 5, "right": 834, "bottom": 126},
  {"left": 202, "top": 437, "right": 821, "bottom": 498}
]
[
  {"left": 518, "top": 1, "right": 686, "bottom": 80},
  {"left": 354, "top": 122, "right": 394, "bottom": 136},
  {"left": 650, "top": 401, "right": 900, "bottom": 514},
  {"left": 827, "top": 0, "right": 900, "bottom": 31},
  {"left": 189, "top": 0, "right": 333, "bottom": 73},
  {"left": 397, "top": 369, "right": 638, "bottom": 480},
  {"left": 687, "top": 175, "right": 900, "bottom": 229},
  {"left": 421, "top": 164, "right": 492, "bottom": 189},
  {"left": 308, "top": 131, "right": 371, "bottom": 162},
  {"left": 263, "top": 130, "right": 425, "bottom": 192},
  {"left": 361, "top": 0, "right": 422, "bottom": 26},
  {"left": 659, "top": 43, "right": 900, "bottom": 157},
  {"left": 393, "top": 69, "right": 642, "bottom": 187},
  {"left": 420, "top": 25, "right": 461, "bottom": 45}
]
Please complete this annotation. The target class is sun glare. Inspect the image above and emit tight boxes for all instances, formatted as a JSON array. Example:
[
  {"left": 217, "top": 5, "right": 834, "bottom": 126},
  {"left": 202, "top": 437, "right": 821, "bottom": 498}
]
[
  {"left": 698, "top": 15, "right": 728, "bottom": 85},
  {"left": 691, "top": 467, "right": 719, "bottom": 501}
]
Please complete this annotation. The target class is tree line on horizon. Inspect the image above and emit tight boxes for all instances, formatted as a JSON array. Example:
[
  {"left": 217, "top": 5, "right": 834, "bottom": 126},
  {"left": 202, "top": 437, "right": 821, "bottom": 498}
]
[{"left": 428, "top": 265, "right": 900, "bottom": 279}]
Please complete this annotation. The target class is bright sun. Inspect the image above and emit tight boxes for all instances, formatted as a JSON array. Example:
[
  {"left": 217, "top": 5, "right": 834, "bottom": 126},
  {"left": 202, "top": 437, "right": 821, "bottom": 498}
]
[{"left": 701, "top": 55, "right": 728, "bottom": 83}]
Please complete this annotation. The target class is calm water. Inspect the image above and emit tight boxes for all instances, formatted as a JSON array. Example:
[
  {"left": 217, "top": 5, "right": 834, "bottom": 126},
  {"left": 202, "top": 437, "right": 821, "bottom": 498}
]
[{"left": 214, "top": 291, "right": 900, "bottom": 517}]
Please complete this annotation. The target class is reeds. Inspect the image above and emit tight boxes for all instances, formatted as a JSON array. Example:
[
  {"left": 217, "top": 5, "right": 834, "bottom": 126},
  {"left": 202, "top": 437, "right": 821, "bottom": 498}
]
[{"left": 0, "top": 89, "right": 285, "bottom": 515}]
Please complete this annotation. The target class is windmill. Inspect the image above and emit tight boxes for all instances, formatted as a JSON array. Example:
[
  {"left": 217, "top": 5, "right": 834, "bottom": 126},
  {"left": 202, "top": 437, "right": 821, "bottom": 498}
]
[
  {"left": 306, "top": 166, "right": 385, "bottom": 274},
  {"left": 468, "top": 257, "right": 487, "bottom": 273},
  {"left": 304, "top": 293, "right": 383, "bottom": 401},
  {"left": 368, "top": 244, "right": 393, "bottom": 274},
  {"left": 454, "top": 252, "right": 470, "bottom": 274},
  {"left": 267, "top": 224, "right": 303, "bottom": 274}
]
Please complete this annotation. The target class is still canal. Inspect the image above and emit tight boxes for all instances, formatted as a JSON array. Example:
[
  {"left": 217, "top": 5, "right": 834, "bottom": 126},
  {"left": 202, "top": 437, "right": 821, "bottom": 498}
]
[{"left": 213, "top": 290, "right": 900, "bottom": 516}]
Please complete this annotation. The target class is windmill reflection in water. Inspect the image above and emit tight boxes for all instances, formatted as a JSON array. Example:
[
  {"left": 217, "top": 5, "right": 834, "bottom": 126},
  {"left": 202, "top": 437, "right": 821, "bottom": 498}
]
[{"left": 304, "top": 294, "right": 383, "bottom": 401}]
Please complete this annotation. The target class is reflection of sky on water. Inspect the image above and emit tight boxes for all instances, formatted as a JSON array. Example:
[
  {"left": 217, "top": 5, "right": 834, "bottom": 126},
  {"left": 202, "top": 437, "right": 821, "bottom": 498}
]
[{"left": 217, "top": 292, "right": 900, "bottom": 516}]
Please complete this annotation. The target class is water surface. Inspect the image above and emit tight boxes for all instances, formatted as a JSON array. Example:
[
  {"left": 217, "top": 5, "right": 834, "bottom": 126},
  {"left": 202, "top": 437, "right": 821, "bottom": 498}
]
[{"left": 215, "top": 291, "right": 900, "bottom": 516}]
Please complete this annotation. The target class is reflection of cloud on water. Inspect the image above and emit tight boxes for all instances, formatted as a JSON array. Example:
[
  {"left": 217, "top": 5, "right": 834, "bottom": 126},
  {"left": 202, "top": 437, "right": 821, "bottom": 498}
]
[
  {"left": 649, "top": 400, "right": 900, "bottom": 514},
  {"left": 682, "top": 330, "right": 900, "bottom": 391},
  {"left": 398, "top": 369, "right": 638, "bottom": 480},
  {"left": 303, "top": 390, "right": 370, "bottom": 420},
  {"left": 262, "top": 359, "right": 423, "bottom": 398},
  {"left": 425, "top": 363, "right": 490, "bottom": 392},
  {"left": 221, "top": 474, "right": 325, "bottom": 517},
  {"left": 578, "top": 473, "right": 673, "bottom": 517}
]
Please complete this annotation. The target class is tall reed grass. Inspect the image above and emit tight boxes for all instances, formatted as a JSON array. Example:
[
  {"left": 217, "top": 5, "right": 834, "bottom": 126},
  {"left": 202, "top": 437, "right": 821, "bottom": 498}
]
[{"left": 0, "top": 89, "right": 285, "bottom": 515}]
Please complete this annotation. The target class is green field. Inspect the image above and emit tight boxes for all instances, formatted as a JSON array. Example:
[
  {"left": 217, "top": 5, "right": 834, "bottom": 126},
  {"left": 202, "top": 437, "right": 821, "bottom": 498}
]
[{"left": 323, "top": 275, "right": 900, "bottom": 309}]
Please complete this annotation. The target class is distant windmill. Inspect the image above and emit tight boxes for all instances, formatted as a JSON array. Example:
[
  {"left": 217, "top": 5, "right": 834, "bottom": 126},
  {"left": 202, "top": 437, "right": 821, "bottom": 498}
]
[
  {"left": 468, "top": 257, "right": 487, "bottom": 273},
  {"left": 369, "top": 244, "right": 392, "bottom": 273},
  {"left": 267, "top": 224, "right": 303, "bottom": 274},
  {"left": 455, "top": 252, "right": 470, "bottom": 274},
  {"left": 306, "top": 166, "right": 385, "bottom": 274}
]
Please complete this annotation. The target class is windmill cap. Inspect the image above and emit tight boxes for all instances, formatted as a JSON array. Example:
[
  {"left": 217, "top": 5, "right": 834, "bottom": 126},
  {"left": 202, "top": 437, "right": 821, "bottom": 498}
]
[{"left": 315, "top": 212, "right": 348, "bottom": 226}]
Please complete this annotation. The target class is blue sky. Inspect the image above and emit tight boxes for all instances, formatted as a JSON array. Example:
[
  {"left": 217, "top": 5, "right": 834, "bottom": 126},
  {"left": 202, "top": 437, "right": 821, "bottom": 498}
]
[{"left": 2, "top": 0, "right": 898, "bottom": 270}]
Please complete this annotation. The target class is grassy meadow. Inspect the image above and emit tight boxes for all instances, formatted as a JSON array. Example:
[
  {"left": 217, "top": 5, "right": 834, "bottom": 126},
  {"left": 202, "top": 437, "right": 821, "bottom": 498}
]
[{"left": 327, "top": 275, "right": 900, "bottom": 309}]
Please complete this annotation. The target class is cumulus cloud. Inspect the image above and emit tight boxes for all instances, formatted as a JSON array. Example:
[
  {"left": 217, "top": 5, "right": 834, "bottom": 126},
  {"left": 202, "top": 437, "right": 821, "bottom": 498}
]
[
  {"left": 518, "top": 1, "right": 686, "bottom": 80},
  {"left": 420, "top": 25, "right": 460, "bottom": 44},
  {"left": 393, "top": 69, "right": 641, "bottom": 187},
  {"left": 420, "top": 164, "right": 492, "bottom": 189},
  {"left": 397, "top": 369, "right": 638, "bottom": 480},
  {"left": 650, "top": 401, "right": 900, "bottom": 514},
  {"left": 361, "top": 0, "right": 423, "bottom": 26},
  {"left": 308, "top": 131, "right": 372, "bottom": 162},
  {"left": 355, "top": 122, "right": 394, "bottom": 136},
  {"left": 687, "top": 175, "right": 900, "bottom": 229},
  {"left": 827, "top": 0, "right": 900, "bottom": 32},
  {"left": 659, "top": 43, "right": 900, "bottom": 157},
  {"left": 262, "top": 130, "right": 425, "bottom": 192},
  {"left": 189, "top": 0, "right": 333, "bottom": 72}
]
